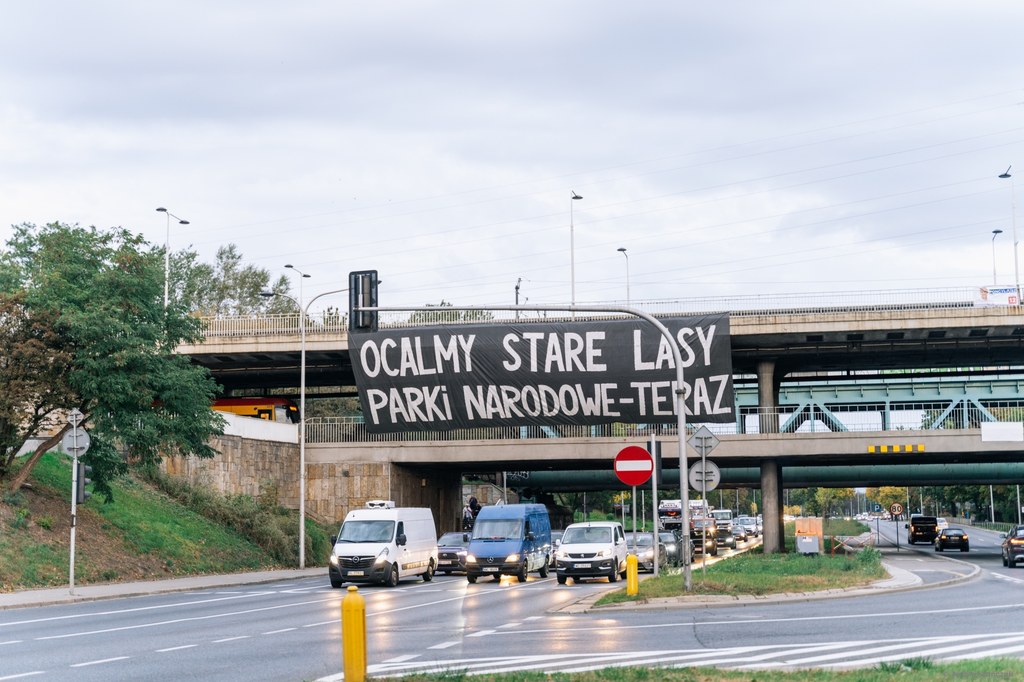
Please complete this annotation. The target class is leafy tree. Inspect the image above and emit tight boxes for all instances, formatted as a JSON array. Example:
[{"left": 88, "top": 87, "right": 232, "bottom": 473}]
[
  {"left": 813, "top": 487, "right": 854, "bottom": 518},
  {"left": 0, "top": 222, "right": 224, "bottom": 498},
  {"left": 171, "top": 244, "right": 292, "bottom": 316}
]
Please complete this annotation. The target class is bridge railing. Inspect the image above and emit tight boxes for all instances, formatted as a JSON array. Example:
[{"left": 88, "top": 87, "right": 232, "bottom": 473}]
[
  {"left": 198, "top": 286, "right": 1003, "bottom": 336},
  {"left": 305, "top": 399, "right": 1024, "bottom": 444}
]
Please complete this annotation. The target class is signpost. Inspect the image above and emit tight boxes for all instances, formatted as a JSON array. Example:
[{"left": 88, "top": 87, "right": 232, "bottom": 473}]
[
  {"left": 890, "top": 502, "right": 904, "bottom": 552},
  {"left": 614, "top": 446, "right": 655, "bottom": 574},
  {"left": 65, "top": 409, "right": 89, "bottom": 594},
  {"left": 688, "top": 426, "right": 720, "bottom": 577}
]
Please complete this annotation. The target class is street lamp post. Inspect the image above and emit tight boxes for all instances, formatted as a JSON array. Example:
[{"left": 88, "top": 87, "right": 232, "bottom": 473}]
[
  {"left": 992, "top": 229, "right": 1003, "bottom": 284},
  {"left": 262, "top": 269, "right": 345, "bottom": 570},
  {"left": 617, "top": 247, "right": 630, "bottom": 304},
  {"left": 155, "top": 207, "right": 189, "bottom": 308},
  {"left": 570, "top": 192, "right": 583, "bottom": 311},
  {"left": 998, "top": 166, "right": 1020, "bottom": 301}
]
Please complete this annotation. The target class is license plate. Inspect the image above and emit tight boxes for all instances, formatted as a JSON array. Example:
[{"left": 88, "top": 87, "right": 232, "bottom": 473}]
[
  {"left": 348, "top": 570, "right": 364, "bottom": 576},
  {"left": 482, "top": 567, "right": 499, "bottom": 572},
  {"left": 574, "top": 563, "right": 591, "bottom": 569},
  {"left": 440, "top": 560, "right": 454, "bottom": 565}
]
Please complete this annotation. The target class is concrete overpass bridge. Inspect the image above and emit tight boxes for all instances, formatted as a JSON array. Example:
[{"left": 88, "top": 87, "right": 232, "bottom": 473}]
[{"left": 176, "top": 287, "right": 1024, "bottom": 550}]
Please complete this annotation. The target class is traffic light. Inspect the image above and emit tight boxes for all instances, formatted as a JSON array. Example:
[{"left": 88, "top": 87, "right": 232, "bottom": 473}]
[
  {"left": 348, "top": 270, "right": 379, "bottom": 333},
  {"left": 76, "top": 462, "right": 92, "bottom": 504}
]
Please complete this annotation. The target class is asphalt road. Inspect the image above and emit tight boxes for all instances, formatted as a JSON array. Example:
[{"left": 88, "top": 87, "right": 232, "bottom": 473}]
[{"left": 2, "top": 523, "right": 1021, "bottom": 681}]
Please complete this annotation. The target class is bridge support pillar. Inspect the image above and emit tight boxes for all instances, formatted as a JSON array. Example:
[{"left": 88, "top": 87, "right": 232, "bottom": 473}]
[
  {"left": 761, "top": 459, "right": 784, "bottom": 554},
  {"left": 757, "top": 360, "right": 780, "bottom": 434}
]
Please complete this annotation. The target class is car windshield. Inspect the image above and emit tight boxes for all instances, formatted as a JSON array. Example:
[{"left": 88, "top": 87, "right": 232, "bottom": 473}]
[
  {"left": 943, "top": 530, "right": 963, "bottom": 536},
  {"left": 562, "top": 526, "right": 612, "bottom": 544},
  {"left": 337, "top": 520, "right": 394, "bottom": 543},
  {"left": 1013, "top": 528, "right": 1024, "bottom": 538},
  {"left": 627, "top": 534, "right": 654, "bottom": 547},
  {"left": 473, "top": 519, "right": 522, "bottom": 540},
  {"left": 659, "top": 533, "right": 675, "bottom": 543},
  {"left": 438, "top": 532, "right": 466, "bottom": 546}
]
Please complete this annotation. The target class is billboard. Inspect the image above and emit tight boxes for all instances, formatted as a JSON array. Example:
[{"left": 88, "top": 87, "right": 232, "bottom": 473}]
[{"left": 350, "top": 314, "right": 734, "bottom": 433}]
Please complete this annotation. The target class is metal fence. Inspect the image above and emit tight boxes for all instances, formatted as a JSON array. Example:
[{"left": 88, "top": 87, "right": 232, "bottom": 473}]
[
  {"left": 304, "top": 400, "right": 1024, "bottom": 444},
  {"left": 198, "top": 286, "right": 1004, "bottom": 337}
]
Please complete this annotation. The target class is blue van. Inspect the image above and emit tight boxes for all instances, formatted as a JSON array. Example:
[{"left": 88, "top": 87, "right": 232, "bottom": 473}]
[{"left": 466, "top": 503, "right": 551, "bottom": 583}]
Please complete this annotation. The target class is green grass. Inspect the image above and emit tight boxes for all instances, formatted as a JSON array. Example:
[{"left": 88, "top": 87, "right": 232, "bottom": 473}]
[
  {"left": 383, "top": 659, "right": 1024, "bottom": 681},
  {"left": 597, "top": 546, "right": 885, "bottom": 605},
  {"left": 1, "top": 452, "right": 333, "bottom": 590}
]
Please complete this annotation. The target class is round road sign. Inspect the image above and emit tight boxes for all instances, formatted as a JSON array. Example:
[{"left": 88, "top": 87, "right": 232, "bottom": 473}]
[
  {"left": 614, "top": 446, "right": 653, "bottom": 487},
  {"left": 688, "top": 459, "right": 721, "bottom": 492},
  {"left": 889, "top": 502, "right": 904, "bottom": 516}
]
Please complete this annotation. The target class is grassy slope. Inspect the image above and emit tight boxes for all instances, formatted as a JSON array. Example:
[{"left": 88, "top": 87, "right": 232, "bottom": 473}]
[{"left": 1, "top": 452, "right": 287, "bottom": 591}]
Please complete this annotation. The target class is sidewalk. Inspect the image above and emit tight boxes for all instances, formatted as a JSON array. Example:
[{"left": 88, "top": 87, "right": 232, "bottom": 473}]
[{"left": 0, "top": 567, "right": 325, "bottom": 610}]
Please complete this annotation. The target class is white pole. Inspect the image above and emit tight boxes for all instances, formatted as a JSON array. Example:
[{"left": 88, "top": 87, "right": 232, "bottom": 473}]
[
  {"left": 650, "top": 430, "right": 660, "bottom": 577},
  {"left": 69, "top": 448, "right": 78, "bottom": 594}
]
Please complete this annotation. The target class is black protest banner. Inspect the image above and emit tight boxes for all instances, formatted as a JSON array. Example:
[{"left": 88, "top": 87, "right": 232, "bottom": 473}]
[{"left": 350, "top": 314, "right": 734, "bottom": 432}]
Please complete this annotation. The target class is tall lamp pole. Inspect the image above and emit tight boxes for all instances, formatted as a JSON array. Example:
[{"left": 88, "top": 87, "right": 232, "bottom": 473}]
[
  {"left": 617, "top": 247, "right": 630, "bottom": 304},
  {"left": 262, "top": 268, "right": 345, "bottom": 569},
  {"left": 155, "top": 207, "right": 189, "bottom": 308},
  {"left": 998, "top": 166, "right": 1020, "bottom": 301},
  {"left": 570, "top": 192, "right": 583, "bottom": 311},
  {"left": 992, "top": 229, "right": 1003, "bottom": 284}
]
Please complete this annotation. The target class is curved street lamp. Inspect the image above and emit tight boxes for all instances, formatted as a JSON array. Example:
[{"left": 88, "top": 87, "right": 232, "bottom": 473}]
[
  {"left": 998, "top": 166, "right": 1020, "bottom": 300},
  {"left": 570, "top": 191, "right": 583, "bottom": 311},
  {"left": 156, "top": 207, "right": 189, "bottom": 308},
  {"left": 262, "top": 271, "right": 346, "bottom": 569}
]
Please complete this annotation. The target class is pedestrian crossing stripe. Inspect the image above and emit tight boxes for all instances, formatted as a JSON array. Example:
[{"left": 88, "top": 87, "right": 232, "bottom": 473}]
[{"left": 868, "top": 444, "right": 925, "bottom": 453}]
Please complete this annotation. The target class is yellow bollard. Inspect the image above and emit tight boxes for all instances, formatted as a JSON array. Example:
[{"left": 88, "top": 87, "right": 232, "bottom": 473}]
[
  {"left": 626, "top": 553, "right": 639, "bottom": 596},
  {"left": 341, "top": 585, "right": 366, "bottom": 682}
]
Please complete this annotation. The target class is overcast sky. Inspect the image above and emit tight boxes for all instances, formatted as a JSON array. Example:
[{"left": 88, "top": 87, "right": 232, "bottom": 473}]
[{"left": 3, "top": 2, "right": 1023, "bottom": 312}]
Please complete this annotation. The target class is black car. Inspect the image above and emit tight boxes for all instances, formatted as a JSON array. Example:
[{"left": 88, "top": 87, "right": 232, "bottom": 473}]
[
  {"left": 933, "top": 528, "right": 969, "bottom": 552},
  {"left": 690, "top": 518, "right": 719, "bottom": 556},
  {"left": 1001, "top": 526, "right": 1024, "bottom": 567},
  {"left": 436, "top": 531, "right": 470, "bottom": 574},
  {"left": 659, "top": 530, "right": 692, "bottom": 566}
]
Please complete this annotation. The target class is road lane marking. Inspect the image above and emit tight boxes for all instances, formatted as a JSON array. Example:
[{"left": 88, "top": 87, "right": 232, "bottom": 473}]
[
  {"left": 0, "top": 673, "right": 46, "bottom": 681},
  {"left": 428, "top": 641, "right": 459, "bottom": 650},
  {"left": 468, "top": 629, "right": 495, "bottom": 637},
  {"left": 70, "top": 656, "right": 130, "bottom": 667},
  {"left": 156, "top": 644, "right": 197, "bottom": 652},
  {"left": 497, "top": 622, "right": 521, "bottom": 629},
  {"left": 0, "top": 640, "right": 23, "bottom": 646},
  {"left": 263, "top": 628, "right": 297, "bottom": 634},
  {"left": 212, "top": 635, "right": 250, "bottom": 643}
]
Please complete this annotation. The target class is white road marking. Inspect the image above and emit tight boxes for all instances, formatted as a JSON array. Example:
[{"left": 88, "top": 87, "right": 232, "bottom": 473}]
[
  {"left": 428, "top": 641, "right": 459, "bottom": 650},
  {"left": 70, "top": 656, "right": 130, "bottom": 667},
  {"left": 156, "top": 644, "right": 197, "bottom": 652},
  {"left": 263, "top": 627, "right": 297, "bottom": 634},
  {"left": 0, "top": 673, "right": 46, "bottom": 681},
  {"left": 212, "top": 635, "right": 250, "bottom": 643}
]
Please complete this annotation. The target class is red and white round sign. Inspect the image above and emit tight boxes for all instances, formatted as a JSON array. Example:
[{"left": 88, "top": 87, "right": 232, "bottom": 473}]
[{"left": 613, "top": 446, "right": 654, "bottom": 486}]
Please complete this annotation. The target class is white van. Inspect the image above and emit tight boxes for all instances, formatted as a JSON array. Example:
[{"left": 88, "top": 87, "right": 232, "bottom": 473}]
[
  {"left": 554, "top": 521, "right": 628, "bottom": 585},
  {"left": 329, "top": 501, "right": 438, "bottom": 588}
]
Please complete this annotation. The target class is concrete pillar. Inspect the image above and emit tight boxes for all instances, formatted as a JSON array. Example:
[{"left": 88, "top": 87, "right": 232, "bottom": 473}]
[
  {"left": 761, "top": 459, "right": 783, "bottom": 554},
  {"left": 757, "top": 360, "right": 780, "bottom": 434}
]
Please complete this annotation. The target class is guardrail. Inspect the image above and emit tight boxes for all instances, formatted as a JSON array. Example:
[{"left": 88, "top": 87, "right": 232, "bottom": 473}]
[
  {"left": 304, "top": 399, "right": 1024, "bottom": 444},
  {"left": 198, "top": 286, "right": 1010, "bottom": 337}
]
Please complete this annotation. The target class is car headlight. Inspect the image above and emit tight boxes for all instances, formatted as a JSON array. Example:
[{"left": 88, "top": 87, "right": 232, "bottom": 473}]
[
  {"left": 466, "top": 554, "right": 477, "bottom": 564},
  {"left": 641, "top": 550, "right": 654, "bottom": 560},
  {"left": 374, "top": 547, "right": 390, "bottom": 564},
  {"left": 506, "top": 553, "right": 520, "bottom": 563},
  {"left": 556, "top": 550, "right": 568, "bottom": 561},
  {"left": 330, "top": 554, "right": 339, "bottom": 566},
  {"left": 595, "top": 548, "right": 611, "bottom": 558}
]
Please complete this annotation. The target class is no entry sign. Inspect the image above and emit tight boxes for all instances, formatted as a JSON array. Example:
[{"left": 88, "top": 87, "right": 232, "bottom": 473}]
[{"left": 614, "top": 446, "right": 654, "bottom": 486}]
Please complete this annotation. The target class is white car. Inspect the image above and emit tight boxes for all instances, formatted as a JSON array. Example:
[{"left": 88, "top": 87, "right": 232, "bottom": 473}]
[
  {"left": 555, "top": 521, "right": 628, "bottom": 584},
  {"left": 936, "top": 517, "right": 949, "bottom": 532}
]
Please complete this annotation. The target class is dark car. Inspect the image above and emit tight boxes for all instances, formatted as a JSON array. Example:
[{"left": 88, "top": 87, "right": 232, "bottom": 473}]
[
  {"left": 731, "top": 523, "right": 748, "bottom": 544},
  {"left": 624, "top": 532, "right": 668, "bottom": 572},
  {"left": 1002, "top": 526, "right": 1024, "bottom": 568},
  {"left": 905, "top": 515, "right": 939, "bottom": 544},
  {"left": 436, "top": 531, "right": 470, "bottom": 574},
  {"left": 933, "top": 528, "right": 969, "bottom": 552},
  {"left": 690, "top": 518, "right": 718, "bottom": 556},
  {"left": 658, "top": 530, "right": 690, "bottom": 567}
]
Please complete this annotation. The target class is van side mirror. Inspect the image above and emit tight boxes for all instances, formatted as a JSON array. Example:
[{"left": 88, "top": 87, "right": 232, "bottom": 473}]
[
  {"left": 397, "top": 533, "right": 407, "bottom": 546},
  {"left": 526, "top": 531, "right": 535, "bottom": 541},
  {"left": 463, "top": 533, "right": 470, "bottom": 542},
  {"left": 330, "top": 535, "right": 337, "bottom": 544}
]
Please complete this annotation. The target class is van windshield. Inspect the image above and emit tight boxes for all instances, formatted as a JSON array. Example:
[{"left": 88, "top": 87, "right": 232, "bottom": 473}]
[
  {"left": 562, "top": 526, "right": 612, "bottom": 544},
  {"left": 337, "top": 520, "right": 395, "bottom": 543},
  {"left": 473, "top": 519, "right": 522, "bottom": 540}
]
